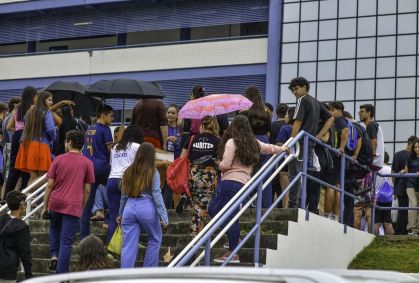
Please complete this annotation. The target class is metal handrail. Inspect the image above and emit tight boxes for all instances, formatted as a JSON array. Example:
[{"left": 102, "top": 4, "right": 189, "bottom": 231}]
[
  {"left": 169, "top": 132, "right": 305, "bottom": 267},
  {"left": 0, "top": 174, "right": 48, "bottom": 214}
]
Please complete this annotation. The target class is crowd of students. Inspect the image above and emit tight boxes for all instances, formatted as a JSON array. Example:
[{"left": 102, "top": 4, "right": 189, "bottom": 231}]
[{"left": 0, "top": 78, "right": 418, "bottom": 281}]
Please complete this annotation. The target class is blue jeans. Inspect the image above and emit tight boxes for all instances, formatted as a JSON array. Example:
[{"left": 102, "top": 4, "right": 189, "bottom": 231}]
[
  {"left": 92, "top": 184, "right": 109, "bottom": 214},
  {"left": 80, "top": 169, "right": 110, "bottom": 240},
  {"left": 255, "top": 135, "right": 272, "bottom": 208},
  {"left": 121, "top": 197, "right": 162, "bottom": 268},
  {"left": 106, "top": 178, "right": 121, "bottom": 242},
  {"left": 49, "top": 211, "right": 79, "bottom": 273},
  {"left": 208, "top": 180, "right": 243, "bottom": 251}
]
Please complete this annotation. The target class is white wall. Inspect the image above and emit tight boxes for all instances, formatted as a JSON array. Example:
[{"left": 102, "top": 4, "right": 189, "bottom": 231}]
[
  {"left": 0, "top": 38, "right": 267, "bottom": 80},
  {"left": 264, "top": 209, "right": 375, "bottom": 269}
]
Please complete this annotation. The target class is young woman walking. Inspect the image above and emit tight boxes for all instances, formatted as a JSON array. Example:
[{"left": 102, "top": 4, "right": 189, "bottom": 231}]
[
  {"left": 106, "top": 125, "right": 143, "bottom": 242},
  {"left": 181, "top": 116, "right": 220, "bottom": 236},
  {"left": 119, "top": 142, "right": 168, "bottom": 267},
  {"left": 209, "top": 115, "right": 288, "bottom": 263},
  {"left": 403, "top": 139, "right": 419, "bottom": 234}
]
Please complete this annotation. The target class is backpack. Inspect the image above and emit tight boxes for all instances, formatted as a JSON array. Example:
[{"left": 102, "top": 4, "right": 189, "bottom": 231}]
[
  {"left": 345, "top": 119, "right": 358, "bottom": 152},
  {"left": 376, "top": 178, "right": 393, "bottom": 203},
  {"left": 166, "top": 137, "right": 194, "bottom": 197},
  {"left": 354, "top": 123, "right": 373, "bottom": 166}
]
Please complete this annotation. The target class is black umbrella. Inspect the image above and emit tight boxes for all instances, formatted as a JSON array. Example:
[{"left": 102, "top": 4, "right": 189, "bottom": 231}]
[
  {"left": 44, "top": 81, "right": 100, "bottom": 118},
  {"left": 85, "top": 78, "right": 165, "bottom": 99}
]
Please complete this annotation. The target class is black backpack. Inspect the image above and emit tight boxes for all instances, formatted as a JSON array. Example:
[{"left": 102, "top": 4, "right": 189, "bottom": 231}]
[{"left": 354, "top": 122, "right": 373, "bottom": 166}]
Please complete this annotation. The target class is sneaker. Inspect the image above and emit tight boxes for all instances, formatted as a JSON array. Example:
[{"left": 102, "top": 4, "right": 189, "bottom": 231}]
[
  {"left": 407, "top": 229, "right": 418, "bottom": 235},
  {"left": 214, "top": 251, "right": 240, "bottom": 264},
  {"left": 176, "top": 195, "right": 187, "bottom": 214}
]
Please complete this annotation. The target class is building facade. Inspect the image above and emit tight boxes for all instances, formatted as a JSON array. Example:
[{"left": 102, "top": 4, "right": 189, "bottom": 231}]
[{"left": 0, "top": 0, "right": 417, "bottom": 156}]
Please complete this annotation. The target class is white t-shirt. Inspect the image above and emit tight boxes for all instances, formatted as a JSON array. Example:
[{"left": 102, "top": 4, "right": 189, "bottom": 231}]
[
  {"left": 108, "top": 142, "right": 140, "bottom": 179},
  {"left": 375, "top": 165, "right": 393, "bottom": 193},
  {"left": 374, "top": 125, "right": 385, "bottom": 168}
]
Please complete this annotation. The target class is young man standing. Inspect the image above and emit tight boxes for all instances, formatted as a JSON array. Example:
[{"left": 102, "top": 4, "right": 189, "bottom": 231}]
[
  {"left": 287, "top": 77, "right": 334, "bottom": 209},
  {"left": 0, "top": 191, "right": 32, "bottom": 282},
  {"left": 80, "top": 104, "right": 114, "bottom": 239},
  {"left": 358, "top": 104, "right": 384, "bottom": 170},
  {"left": 42, "top": 130, "right": 95, "bottom": 273}
]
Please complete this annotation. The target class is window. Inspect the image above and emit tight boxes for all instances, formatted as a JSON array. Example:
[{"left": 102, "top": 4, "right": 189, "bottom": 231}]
[
  {"left": 317, "top": 82, "right": 335, "bottom": 101},
  {"left": 320, "top": 0, "right": 337, "bottom": 19},
  {"left": 376, "top": 79, "right": 395, "bottom": 99},
  {"left": 376, "top": 57, "right": 395, "bottom": 78},
  {"left": 396, "top": 99, "right": 416, "bottom": 120},
  {"left": 283, "top": 23, "right": 300, "bottom": 42},
  {"left": 336, "top": 80, "right": 355, "bottom": 100},
  {"left": 378, "top": 0, "right": 396, "bottom": 14},
  {"left": 338, "top": 0, "right": 357, "bottom": 18},
  {"left": 298, "top": 62, "right": 317, "bottom": 81},
  {"left": 338, "top": 18, "right": 356, "bottom": 38},
  {"left": 300, "top": 22, "right": 318, "bottom": 41},
  {"left": 317, "top": 61, "right": 336, "bottom": 81},
  {"left": 396, "top": 121, "right": 415, "bottom": 142},
  {"left": 299, "top": 42, "right": 317, "bottom": 61},
  {"left": 283, "top": 3, "right": 300, "bottom": 23},
  {"left": 319, "top": 20, "right": 337, "bottom": 40},
  {"left": 377, "top": 15, "right": 396, "bottom": 35},
  {"left": 396, "top": 78, "right": 416, "bottom": 98},
  {"left": 358, "top": 0, "right": 376, "bottom": 17},
  {"left": 282, "top": 43, "right": 299, "bottom": 62},
  {"left": 281, "top": 63, "right": 298, "bottom": 83},
  {"left": 377, "top": 36, "right": 396, "bottom": 56},
  {"left": 398, "top": 14, "right": 417, "bottom": 35},
  {"left": 318, "top": 40, "right": 336, "bottom": 60},
  {"left": 337, "top": 60, "right": 355, "bottom": 80},
  {"left": 376, "top": 100, "right": 395, "bottom": 120},
  {"left": 397, "top": 56, "right": 416, "bottom": 77},
  {"left": 398, "top": 0, "right": 417, "bottom": 13},
  {"left": 338, "top": 39, "right": 355, "bottom": 59},
  {"left": 356, "top": 79, "right": 375, "bottom": 100},
  {"left": 397, "top": 35, "right": 417, "bottom": 55},
  {"left": 357, "top": 59, "right": 375, "bottom": 79},
  {"left": 357, "top": 38, "right": 376, "bottom": 58},
  {"left": 301, "top": 1, "right": 318, "bottom": 21},
  {"left": 358, "top": 17, "right": 376, "bottom": 37}
]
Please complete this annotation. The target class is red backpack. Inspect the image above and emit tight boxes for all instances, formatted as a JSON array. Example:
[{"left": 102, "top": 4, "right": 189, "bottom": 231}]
[{"left": 166, "top": 137, "right": 194, "bottom": 197}]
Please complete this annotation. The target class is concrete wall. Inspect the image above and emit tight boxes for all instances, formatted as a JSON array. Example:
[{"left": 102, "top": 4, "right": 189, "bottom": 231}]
[
  {"left": 0, "top": 37, "right": 267, "bottom": 80},
  {"left": 264, "top": 209, "right": 375, "bottom": 269}
]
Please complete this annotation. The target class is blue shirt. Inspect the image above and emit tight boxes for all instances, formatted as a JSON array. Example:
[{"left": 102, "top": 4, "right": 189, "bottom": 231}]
[
  {"left": 119, "top": 169, "right": 169, "bottom": 225},
  {"left": 167, "top": 125, "right": 181, "bottom": 159},
  {"left": 276, "top": 124, "right": 292, "bottom": 144},
  {"left": 82, "top": 123, "right": 113, "bottom": 173}
]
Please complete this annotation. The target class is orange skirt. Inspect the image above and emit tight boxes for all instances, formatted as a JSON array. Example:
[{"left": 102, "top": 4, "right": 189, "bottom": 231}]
[{"left": 15, "top": 141, "right": 52, "bottom": 172}]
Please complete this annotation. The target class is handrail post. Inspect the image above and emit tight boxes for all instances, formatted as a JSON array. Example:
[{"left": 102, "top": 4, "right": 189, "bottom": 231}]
[
  {"left": 301, "top": 135, "right": 309, "bottom": 209},
  {"left": 339, "top": 154, "right": 345, "bottom": 224},
  {"left": 204, "top": 237, "right": 211, "bottom": 266},
  {"left": 253, "top": 181, "right": 263, "bottom": 267}
]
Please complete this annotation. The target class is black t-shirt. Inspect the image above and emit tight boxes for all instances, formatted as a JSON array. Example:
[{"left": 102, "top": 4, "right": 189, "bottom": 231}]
[
  {"left": 392, "top": 150, "right": 410, "bottom": 196},
  {"left": 332, "top": 116, "right": 348, "bottom": 149},
  {"left": 293, "top": 95, "right": 331, "bottom": 136},
  {"left": 366, "top": 121, "right": 379, "bottom": 140},
  {"left": 270, "top": 120, "right": 286, "bottom": 144},
  {"left": 184, "top": 132, "right": 220, "bottom": 166}
]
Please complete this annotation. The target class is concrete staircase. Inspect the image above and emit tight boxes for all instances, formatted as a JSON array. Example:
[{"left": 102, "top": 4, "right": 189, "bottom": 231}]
[{"left": 24, "top": 208, "right": 298, "bottom": 277}]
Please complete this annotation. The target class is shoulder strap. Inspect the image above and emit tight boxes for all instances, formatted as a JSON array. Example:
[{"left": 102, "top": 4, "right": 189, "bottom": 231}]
[{"left": 187, "top": 135, "right": 194, "bottom": 152}]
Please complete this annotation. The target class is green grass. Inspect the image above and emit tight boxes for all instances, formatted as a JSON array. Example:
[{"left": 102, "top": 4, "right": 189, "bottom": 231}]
[{"left": 349, "top": 236, "right": 419, "bottom": 273}]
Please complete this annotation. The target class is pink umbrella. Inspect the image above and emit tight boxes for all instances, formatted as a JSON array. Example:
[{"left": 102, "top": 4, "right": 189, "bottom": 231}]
[{"left": 178, "top": 94, "right": 253, "bottom": 119}]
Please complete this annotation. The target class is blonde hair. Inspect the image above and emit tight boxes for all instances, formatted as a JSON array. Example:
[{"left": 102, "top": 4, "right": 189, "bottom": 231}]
[{"left": 200, "top": 116, "right": 219, "bottom": 136}]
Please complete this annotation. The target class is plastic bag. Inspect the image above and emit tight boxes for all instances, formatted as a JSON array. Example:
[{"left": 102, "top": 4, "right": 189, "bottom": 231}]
[
  {"left": 108, "top": 225, "right": 123, "bottom": 255},
  {"left": 376, "top": 179, "right": 393, "bottom": 203}
]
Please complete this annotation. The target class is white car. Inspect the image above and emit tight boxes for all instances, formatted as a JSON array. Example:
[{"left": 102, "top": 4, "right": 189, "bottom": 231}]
[{"left": 22, "top": 267, "right": 419, "bottom": 283}]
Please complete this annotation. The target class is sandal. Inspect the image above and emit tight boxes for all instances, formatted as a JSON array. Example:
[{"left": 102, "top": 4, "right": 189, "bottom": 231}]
[{"left": 49, "top": 258, "right": 57, "bottom": 271}]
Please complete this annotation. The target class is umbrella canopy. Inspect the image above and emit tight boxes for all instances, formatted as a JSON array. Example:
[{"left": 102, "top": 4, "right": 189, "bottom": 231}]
[
  {"left": 44, "top": 81, "right": 100, "bottom": 118},
  {"left": 85, "top": 78, "right": 165, "bottom": 99},
  {"left": 178, "top": 94, "right": 253, "bottom": 120},
  {"left": 44, "top": 81, "right": 87, "bottom": 94}
]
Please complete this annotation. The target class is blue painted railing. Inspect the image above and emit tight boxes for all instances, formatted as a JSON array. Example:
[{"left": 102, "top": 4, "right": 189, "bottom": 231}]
[{"left": 168, "top": 130, "right": 419, "bottom": 267}]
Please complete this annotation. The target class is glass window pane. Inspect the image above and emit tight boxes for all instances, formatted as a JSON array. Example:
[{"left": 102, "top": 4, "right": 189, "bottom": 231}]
[
  {"left": 358, "top": 17, "right": 376, "bottom": 37},
  {"left": 320, "top": 0, "right": 337, "bottom": 19},
  {"left": 356, "top": 80, "right": 375, "bottom": 100},
  {"left": 397, "top": 56, "right": 416, "bottom": 77},
  {"left": 396, "top": 99, "right": 415, "bottom": 120},
  {"left": 376, "top": 100, "right": 395, "bottom": 120},
  {"left": 300, "top": 22, "right": 318, "bottom": 41},
  {"left": 299, "top": 42, "right": 317, "bottom": 61},
  {"left": 301, "top": 2, "right": 318, "bottom": 21},
  {"left": 396, "top": 78, "right": 416, "bottom": 98},
  {"left": 337, "top": 60, "right": 355, "bottom": 80},
  {"left": 283, "top": 3, "right": 300, "bottom": 22},
  {"left": 398, "top": 14, "right": 417, "bottom": 34},
  {"left": 319, "top": 20, "right": 337, "bottom": 40},
  {"left": 280, "top": 83, "right": 295, "bottom": 104},
  {"left": 396, "top": 121, "right": 415, "bottom": 142},
  {"left": 298, "top": 62, "right": 317, "bottom": 81},
  {"left": 282, "top": 43, "right": 299, "bottom": 63},
  {"left": 397, "top": 35, "right": 416, "bottom": 55},
  {"left": 378, "top": 0, "right": 396, "bottom": 14},
  {"left": 338, "top": 19, "right": 356, "bottom": 38},
  {"left": 377, "top": 36, "right": 396, "bottom": 56},
  {"left": 398, "top": 0, "right": 417, "bottom": 13},
  {"left": 377, "top": 57, "right": 395, "bottom": 77},
  {"left": 376, "top": 78, "right": 395, "bottom": 99},
  {"left": 342, "top": 102, "right": 355, "bottom": 118},
  {"left": 380, "top": 121, "right": 395, "bottom": 143},
  {"left": 378, "top": 15, "right": 396, "bottom": 35},
  {"left": 338, "top": 39, "right": 356, "bottom": 59},
  {"left": 357, "top": 59, "right": 375, "bottom": 79},
  {"left": 316, "top": 82, "right": 335, "bottom": 101},
  {"left": 339, "top": 0, "right": 357, "bottom": 18},
  {"left": 283, "top": 23, "right": 300, "bottom": 42},
  {"left": 336, "top": 80, "right": 355, "bottom": 100},
  {"left": 358, "top": 0, "right": 377, "bottom": 16},
  {"left": 357, "top": 38, "right": 376, "bottom": 58},
  {"left": 281, "top": 63, "right": 297, "bottom": 83},
  {"left": 385, "top": 143, "right": 395, "bottom": 159},
  {"left": 318, "top": 40, "right": 336, "bottom": 60},
  {"left": 318, "top": 61, "right": 336, "bottom": 81}
]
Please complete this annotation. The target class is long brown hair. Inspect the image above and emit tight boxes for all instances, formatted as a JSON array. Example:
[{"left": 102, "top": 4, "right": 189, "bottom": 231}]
[
  {"left": 77, "top": 235, "right": 115, "bottom": 271},
  {"left": 22, "top": 91, "right": 51, "bottom": 143},
  {"left": 217, "top": 114, "right": 260, "bottom": 166},
  {"left": 201, "top": 115, "right": 219, "bottom": 136},
  {"left": 122, "top": 142, "right": 155, "bottom": 197},
  {"left": 245, "top": 85, "right": 271, "bottom": 122}
]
